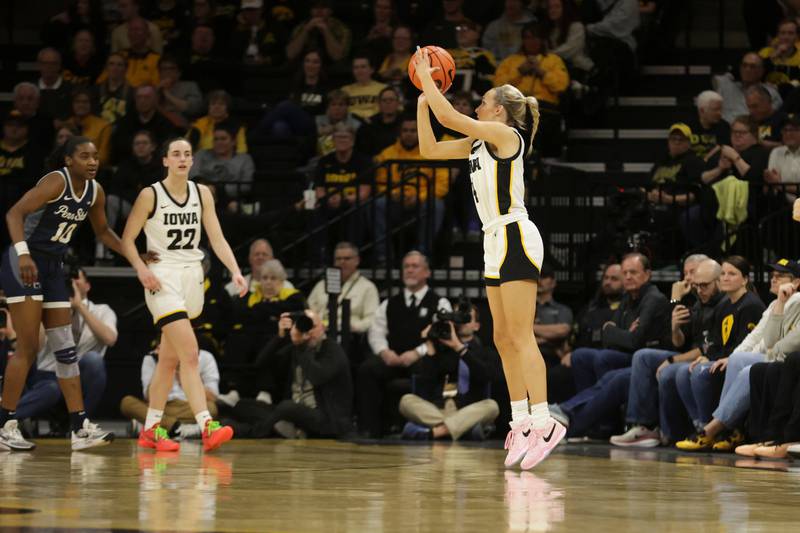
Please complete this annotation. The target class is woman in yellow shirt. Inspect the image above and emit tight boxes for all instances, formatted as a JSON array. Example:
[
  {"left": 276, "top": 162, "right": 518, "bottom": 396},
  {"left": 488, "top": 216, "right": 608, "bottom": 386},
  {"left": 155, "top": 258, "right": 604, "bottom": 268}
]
[
  {"left": 758, "top": 19, "right": 800, "bottom": 89},
  {"left": 189, "top": 90, "right": 248, "bottom": 154},
  {"left": 494, "top": 22, "right": 569, "bottom": 156},
  {"left": 65, "top": 87, "right": 111, "bottom": 165}
]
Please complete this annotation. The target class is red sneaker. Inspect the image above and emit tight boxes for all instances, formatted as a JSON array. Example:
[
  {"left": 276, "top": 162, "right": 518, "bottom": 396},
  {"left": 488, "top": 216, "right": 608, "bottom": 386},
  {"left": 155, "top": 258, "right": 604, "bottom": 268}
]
[
  {"left": 138, "top": 424, "right": 180, "bottom": 452},
  {"left": 202, "top": 420, "right": 233, "bottom": 452}
]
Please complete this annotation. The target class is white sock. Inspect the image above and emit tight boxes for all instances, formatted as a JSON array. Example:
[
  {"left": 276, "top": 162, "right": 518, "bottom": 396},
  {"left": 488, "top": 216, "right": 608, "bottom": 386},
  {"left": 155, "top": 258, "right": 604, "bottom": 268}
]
[
  {"left": 510, "top": 399, "right": 530, "bottom": 423},
  {"left": 144, "top": 408, "right": 163, "bottom": 430},
  {"left": 195, "top": 410, "right": 213, "bottom": 428},
  {"left": 530, "top": 402, "right": 550, "bottom": 430}
]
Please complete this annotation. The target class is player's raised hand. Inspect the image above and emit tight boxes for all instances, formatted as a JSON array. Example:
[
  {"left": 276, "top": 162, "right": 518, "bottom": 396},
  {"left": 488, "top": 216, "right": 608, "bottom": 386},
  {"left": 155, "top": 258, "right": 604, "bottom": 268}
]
[
  {"left": 18, "top": 254, "right": 38, "bottom": 286},
  {"left": 137, "top": 266, "right": 161, "bottom": 292},
  {"left": 413, "top": 46, "right": 439, "bottom": 81},
  {"left": 232, "top": 271, "right": 248, "bottom": 297}
]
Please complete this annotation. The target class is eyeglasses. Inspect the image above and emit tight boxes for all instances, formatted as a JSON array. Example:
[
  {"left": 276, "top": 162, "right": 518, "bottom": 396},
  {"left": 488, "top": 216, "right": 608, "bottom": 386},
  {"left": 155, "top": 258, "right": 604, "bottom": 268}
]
[
  {"left": 334, "top": 256, "right": 357, "bottom": 261},
  {"left": 691, "top": 281, "right": 715, "bottom": 290}
]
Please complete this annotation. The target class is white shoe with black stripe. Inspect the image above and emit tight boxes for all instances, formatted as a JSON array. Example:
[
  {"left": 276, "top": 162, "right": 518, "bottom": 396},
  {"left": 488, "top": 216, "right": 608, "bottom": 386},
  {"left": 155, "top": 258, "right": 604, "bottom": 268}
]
[
  {"left": 71, "top": 419, "right": 114, "bottom": 451},
  {"left": 0, "top": 420, "right": 36, "bottom": 451}
]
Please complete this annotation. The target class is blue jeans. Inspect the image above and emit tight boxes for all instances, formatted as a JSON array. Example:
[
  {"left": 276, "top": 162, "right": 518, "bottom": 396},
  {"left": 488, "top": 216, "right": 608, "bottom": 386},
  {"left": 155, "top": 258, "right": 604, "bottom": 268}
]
[
  {"left": 675, "top": 361, "right": 718, "bottom": 429},
  {"left": 712, "top": 351, "right": 765, "bottom": 427},
  {"left": 626, "top": 348, "right": 677, "bottom": 426},
  {"left": 658, "top": 361, "right": 694, "bottom": 442},
  {"left": 16, "top": 351, "right": 107, "bottom": 419},
  {"left": 561, "top": 367, "right": 631, "bottom": 438},
  {"left": 571, "top": 347, "right": 632, "bottom": 392}
]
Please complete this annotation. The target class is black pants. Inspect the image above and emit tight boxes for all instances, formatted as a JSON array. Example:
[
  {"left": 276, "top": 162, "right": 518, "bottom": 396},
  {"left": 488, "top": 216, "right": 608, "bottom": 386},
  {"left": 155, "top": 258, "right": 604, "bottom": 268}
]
[
  {"left": 230, "top": 398, "right": 331, "bottom": 438},
  {"left": 747, "top": 362, "right": 782, "bottom": 442},
  {"left": 769, "top": 353, "right": 800, "bottom": 443},
  {"left": 356, "top": 355, "right": 435, "bottom": 437}
]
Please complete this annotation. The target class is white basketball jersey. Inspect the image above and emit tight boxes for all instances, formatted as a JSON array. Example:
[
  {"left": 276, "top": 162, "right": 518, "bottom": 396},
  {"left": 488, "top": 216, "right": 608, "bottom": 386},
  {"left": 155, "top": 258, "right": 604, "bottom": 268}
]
[
  {"left": 145, "top": 180, "right": 204, "bottom": 265},
  {"left": 468, "top": 129, "right": 528, "bottom": 231}
]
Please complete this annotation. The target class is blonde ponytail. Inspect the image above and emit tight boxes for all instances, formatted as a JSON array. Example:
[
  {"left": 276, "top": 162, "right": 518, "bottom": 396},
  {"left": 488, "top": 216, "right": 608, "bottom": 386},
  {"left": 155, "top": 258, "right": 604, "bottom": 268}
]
[
  {"left": 494, "top": 84, "right": 539, "bottom": 157},
  {"left": 524, "top": 96, "right": 540, "bottom": 158}
]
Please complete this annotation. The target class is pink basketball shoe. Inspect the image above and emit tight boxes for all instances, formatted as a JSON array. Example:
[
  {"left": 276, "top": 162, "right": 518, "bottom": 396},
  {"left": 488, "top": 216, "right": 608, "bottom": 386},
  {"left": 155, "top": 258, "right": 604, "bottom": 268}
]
[
  {"left": 520, "top": 418, "right": 566, "bottom": 470},
  {"left": 504, "top": 418, "right": 534, "bottom": 468}
]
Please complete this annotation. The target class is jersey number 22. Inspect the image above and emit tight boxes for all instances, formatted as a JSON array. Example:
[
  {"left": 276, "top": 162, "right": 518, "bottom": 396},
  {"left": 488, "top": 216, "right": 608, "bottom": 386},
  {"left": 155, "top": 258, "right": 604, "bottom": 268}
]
[{"left": 167, "top": 228, "right": 197, "bottom": 250}]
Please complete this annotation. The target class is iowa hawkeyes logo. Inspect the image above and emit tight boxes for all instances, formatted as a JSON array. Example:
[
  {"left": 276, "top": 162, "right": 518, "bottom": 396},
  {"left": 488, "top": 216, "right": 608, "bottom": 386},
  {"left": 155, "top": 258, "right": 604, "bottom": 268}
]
[{"left": 721, "top": 314, "right": 734, "bottom": 345}]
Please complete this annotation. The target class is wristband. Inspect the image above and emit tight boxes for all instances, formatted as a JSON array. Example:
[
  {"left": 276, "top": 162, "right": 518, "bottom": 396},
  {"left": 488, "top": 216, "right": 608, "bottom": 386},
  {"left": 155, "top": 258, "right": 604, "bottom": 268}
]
[{"left": 14, "top": 241, "right": 30, "bottom": 256}]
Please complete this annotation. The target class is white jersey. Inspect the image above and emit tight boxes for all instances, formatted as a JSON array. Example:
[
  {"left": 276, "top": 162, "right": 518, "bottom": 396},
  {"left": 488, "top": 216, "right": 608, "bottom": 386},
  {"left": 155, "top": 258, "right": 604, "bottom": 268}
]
[
  {"left": 468, "top": 129, "right": 528, "bottom": 232},
  {"left": 144, "top": 180, "right": 204, "bottom": 265}
]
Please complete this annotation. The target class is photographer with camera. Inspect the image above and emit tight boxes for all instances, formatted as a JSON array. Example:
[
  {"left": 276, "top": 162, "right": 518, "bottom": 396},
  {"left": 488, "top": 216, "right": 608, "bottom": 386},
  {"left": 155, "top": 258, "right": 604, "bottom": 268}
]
[
  {"left": 228, "top": 310, "right": 353, "bottom": 438},
  {"left": 359, "top": 251, "right": 451, "bottom": 438},
  {"left": 399, "top": 302, "right": 500, "bottom": 441},
  {"left": 13, "top": 268, "right": 116, "bottom": 433}
]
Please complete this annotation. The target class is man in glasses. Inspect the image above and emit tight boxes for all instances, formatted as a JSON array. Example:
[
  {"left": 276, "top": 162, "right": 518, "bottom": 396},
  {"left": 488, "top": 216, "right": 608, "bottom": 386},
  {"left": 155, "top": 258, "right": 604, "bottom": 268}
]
[
  {"left": 713, "top": 52, "right": 782, "bottom": 124},
  {"left": 610, "top": 258, "right": 723, "bottom": 447}
]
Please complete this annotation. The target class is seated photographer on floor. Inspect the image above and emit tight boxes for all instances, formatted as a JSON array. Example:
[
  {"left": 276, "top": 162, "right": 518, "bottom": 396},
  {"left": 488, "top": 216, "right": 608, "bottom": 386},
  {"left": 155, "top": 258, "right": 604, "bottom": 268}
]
[
  {"left": 399, "top": 301, "right": 500, "bottom": 441},
  {"left": 226, "top": 310, "right": 353, "bottom": 439},
  {"left": 120, "top": 342, "right": 220, "bottom": 439}
]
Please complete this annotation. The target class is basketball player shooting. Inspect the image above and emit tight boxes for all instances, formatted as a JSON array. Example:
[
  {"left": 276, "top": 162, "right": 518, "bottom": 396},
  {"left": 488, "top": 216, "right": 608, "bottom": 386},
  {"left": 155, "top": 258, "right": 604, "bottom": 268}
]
[
  {"left": 120, "top": 138, "right": 247, "bottom": 452},
  {"left": 412, "top": 47, "right": 565, "bottom": 469}
]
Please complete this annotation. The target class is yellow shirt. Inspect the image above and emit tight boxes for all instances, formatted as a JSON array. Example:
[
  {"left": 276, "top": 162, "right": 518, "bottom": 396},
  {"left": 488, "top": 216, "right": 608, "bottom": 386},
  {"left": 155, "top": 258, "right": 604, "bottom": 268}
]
[
  {"left": 68, "top": 114, "right": 112, "bottom": 165},
  {"left": 493, "top": 53, "right": 570, "bottom": 105},
  {"left": 374, "top": 141, "right": 449, "bottom": 201},
  {"left": 758, "top": 43, "right": 800, "bottom": 85},
  {"left": 96, "top": 49, "right": 161, "bottom": 88},
  {"left": 190, "top": 116, "right": 248, "bottom": 154},
  {"left": 342, "top": 80, "right": 387, "bottom": 121}
]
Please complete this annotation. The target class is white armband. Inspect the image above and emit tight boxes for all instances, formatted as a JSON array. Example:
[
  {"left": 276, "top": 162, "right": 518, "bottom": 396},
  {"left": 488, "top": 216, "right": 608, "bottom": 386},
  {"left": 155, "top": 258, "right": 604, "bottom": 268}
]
[{"left": 14, "top": 241, "right": 30, "bottom": 256}]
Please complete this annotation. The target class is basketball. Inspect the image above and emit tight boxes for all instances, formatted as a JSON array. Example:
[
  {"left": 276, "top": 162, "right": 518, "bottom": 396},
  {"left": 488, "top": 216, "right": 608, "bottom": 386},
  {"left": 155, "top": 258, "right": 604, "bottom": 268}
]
[{"left": 408, "top": 45, "right": 456, "bottom": 93}]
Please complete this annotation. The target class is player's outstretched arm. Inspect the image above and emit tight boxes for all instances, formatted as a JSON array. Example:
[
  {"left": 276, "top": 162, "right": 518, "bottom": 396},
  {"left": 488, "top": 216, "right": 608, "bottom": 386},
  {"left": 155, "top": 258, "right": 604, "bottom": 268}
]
[
  {"left": 417, "top": 95, "right": 472, "bottom": 160},
  {"left": 6, "top": 172, "right": 67, "bottom": 285},
  {"left": 88, "top": 183, "right": 124, "bottom": 255},
  {"left": 198, "top": 184, "right": 247, "bottom": 297},
  {"left": 121, "top": 187, "right": 161, "bottom": 292},
  {"left": 413, "top": 47, "right": 516, "bottom": 150}
]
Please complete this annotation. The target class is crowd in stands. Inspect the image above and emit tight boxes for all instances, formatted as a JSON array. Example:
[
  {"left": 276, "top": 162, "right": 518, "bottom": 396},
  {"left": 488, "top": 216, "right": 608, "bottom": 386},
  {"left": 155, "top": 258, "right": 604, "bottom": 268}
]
[{"left": 4, "top": 1, "right": 800, "bottom": 456}]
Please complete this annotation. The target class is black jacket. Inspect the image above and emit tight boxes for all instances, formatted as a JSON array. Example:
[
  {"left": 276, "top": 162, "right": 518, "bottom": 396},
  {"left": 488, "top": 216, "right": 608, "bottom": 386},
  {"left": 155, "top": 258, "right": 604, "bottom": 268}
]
[
  {"left": 602, "top": 283, "right": 670, "bottom": 352},
  {"left": 674, "top": 291, "right": 723, "bottom": 352},
  {"left": 419, "top": 337, "right": 501, "bottom": 408},
  {"left": 256, "top": 336, "right": 353, "bottom": 437}
]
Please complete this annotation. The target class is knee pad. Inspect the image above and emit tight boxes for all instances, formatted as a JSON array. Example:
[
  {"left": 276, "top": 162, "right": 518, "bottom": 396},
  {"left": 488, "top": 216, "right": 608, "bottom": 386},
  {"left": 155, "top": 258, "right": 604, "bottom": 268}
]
[{"left": 47, "top": 325, "right": 79, "bottom": 379}]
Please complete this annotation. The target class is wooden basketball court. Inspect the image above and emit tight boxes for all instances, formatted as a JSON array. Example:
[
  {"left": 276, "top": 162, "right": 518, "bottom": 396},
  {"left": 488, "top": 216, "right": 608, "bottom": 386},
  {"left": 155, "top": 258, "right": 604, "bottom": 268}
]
[{"left": 1, "top": 439, "right": 798, "bottom": 532}]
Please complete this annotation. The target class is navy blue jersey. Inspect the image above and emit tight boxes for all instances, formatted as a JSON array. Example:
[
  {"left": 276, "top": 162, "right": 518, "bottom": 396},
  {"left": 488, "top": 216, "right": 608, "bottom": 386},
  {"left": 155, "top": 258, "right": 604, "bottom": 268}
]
[{"left": 23, "top": 168, "right": 97, "bottom": 257}]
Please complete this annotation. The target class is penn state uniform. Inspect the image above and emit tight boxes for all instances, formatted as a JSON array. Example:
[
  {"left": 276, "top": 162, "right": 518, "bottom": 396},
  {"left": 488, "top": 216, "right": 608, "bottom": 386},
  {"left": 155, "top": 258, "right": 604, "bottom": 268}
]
[
  {"left": 1, "top": 168, "right": 97, "bottom": 306},
  {"left": 468, "top": 128, "right": 542, "bottom": 286},
  {"left": 143, "top": 179, "right": 205, "bottom": 328}
]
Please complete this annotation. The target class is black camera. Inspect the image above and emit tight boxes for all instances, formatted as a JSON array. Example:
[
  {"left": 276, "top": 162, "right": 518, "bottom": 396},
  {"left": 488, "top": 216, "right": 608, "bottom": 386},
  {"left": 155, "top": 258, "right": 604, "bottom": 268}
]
[
  {"left": 287, "top": 311, "right": 314, "bottom": 334},
  {"left": 63, "top": 253, "right": 81, "bottom": 291},
  {"left": 427, "top": 296, "right": 472, "bottom": 340}
]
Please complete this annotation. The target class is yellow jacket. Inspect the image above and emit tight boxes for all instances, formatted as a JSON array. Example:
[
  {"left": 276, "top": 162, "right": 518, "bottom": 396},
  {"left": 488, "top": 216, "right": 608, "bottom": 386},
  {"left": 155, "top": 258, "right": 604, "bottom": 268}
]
[
  {"left": 712, "top": 175, "right": 749, "bottom": 226},
  {"left": 96, "top": 49, "right": 160, "bottom": 88},
  {"left": 493, "top": 53, "right": 569, "bottom": 105},
  {"left": 374, "top": 141, "right": 449, "bottom": 201},
  {"left": 67, "top": 114, "right": 112, "bottom": 165},
  {"left": 190, "top": 116, "right": 248, "bottom": 154}
]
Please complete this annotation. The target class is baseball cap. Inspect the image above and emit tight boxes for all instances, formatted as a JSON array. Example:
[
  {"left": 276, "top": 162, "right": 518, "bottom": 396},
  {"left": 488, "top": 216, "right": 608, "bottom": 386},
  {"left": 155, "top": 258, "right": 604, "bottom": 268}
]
[
  {"left": 241, "top": 0, "right": 263, "bottom": 9},
  {"left": 668, "top": 123, "right": 692, "bottom": 138},
  {"left": 781, "top": 113, "right": 800, "bottom": 129},
  {"left": 3, "top": 109, "right": 29, "bottom": 127},
  {"left": 767, "top": 258, "right": 800, "bottom": 277}
]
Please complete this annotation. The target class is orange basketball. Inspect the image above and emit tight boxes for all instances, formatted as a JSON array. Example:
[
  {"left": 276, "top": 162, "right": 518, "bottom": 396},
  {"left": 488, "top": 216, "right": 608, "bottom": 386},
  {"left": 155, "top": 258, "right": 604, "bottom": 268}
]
[{"left": 408, "top": 45, "right": 456, "bottom": 93}]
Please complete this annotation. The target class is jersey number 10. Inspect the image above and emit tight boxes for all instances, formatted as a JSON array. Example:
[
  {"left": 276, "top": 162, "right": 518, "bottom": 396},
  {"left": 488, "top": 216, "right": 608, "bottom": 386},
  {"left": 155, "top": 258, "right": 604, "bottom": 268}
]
[
  {"left": 50, "top": 222, "right": 77, "bottom": 244},
  {"left": 167, "top": 228, "right": 197, "bottom": 250}
]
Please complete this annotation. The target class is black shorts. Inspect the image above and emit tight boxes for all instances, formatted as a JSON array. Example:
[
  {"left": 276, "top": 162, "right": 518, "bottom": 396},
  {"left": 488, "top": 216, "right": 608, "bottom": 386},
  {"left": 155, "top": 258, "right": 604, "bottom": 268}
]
[{"left": 0, "top": 247, "right": 70, "bottom": 308}]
